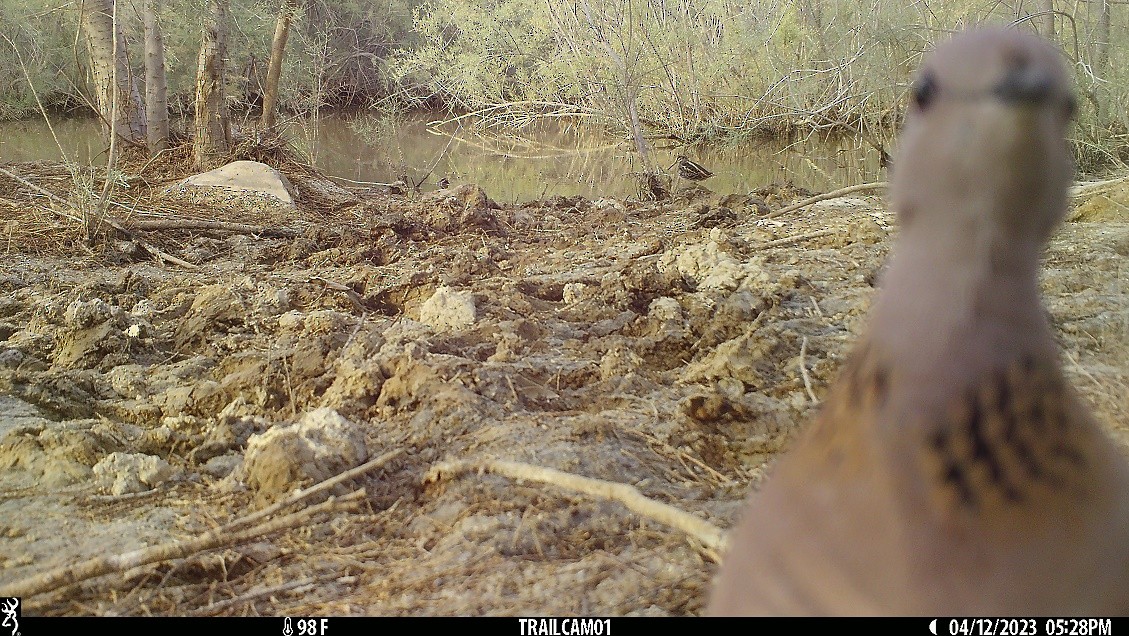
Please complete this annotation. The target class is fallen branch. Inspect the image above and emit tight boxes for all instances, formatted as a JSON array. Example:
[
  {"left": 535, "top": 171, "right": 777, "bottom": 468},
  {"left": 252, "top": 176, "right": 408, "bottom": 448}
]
[
  {"left": 124, "top": 218, "right": 299, "bottom": 237},
  {"left": 324, "top": 174, "right": 400, "bottom": 187},
  {"left": 759, "top": 172, "right": 1121, "bottom": 222},
  {"left": 89, "top": 488, "right": 160, "bottom": 503},
  {"left": 765, "top": 181, "right": 889, "bottom": 219},
  {"left": 1, "top": 491, "right": 363, "bottom": 599},
  {"left": 423, "top": 458, "right": 726, "bottom": 553}
]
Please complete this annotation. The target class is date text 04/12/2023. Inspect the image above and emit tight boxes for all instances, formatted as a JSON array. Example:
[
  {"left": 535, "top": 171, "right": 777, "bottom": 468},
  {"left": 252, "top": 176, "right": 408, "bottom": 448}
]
[
  {"left": 945, "top": 619, "right": 1113, "bottom": 636},
  {"left": 518, "top": 619, "right": 611, "bottom": 636}
]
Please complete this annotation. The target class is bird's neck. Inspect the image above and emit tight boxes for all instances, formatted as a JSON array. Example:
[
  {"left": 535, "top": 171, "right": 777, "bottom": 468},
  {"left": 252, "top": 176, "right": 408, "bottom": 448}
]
[{"left": 866, "top": 223, "right": 1057, "bottom": 408}]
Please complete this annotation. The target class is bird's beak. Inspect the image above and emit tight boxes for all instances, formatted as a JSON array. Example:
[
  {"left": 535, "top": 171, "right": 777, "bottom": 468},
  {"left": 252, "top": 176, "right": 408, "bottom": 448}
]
[{"left": 993, "top": 64, "right": 1054, "bottom": 105}]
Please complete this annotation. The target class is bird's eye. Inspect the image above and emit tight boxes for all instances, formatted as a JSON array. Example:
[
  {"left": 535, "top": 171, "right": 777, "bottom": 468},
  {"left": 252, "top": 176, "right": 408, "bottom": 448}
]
[{"left": 912, "top": 73, "right": 938, "bottom": 110}]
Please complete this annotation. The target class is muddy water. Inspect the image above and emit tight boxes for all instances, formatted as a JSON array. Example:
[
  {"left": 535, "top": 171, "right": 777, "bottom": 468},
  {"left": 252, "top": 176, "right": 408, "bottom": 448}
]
[
  {"left": 0, "top": 117, "right": 109, "bottom": 165},
  {"left": 0, "top": 113, "right": 886, "bottom": 201}
]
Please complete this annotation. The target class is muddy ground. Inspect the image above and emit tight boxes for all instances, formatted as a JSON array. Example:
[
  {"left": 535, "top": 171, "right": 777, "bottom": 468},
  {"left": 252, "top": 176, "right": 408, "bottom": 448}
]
[{"left": 0, "top": 160, "right": 1126, "bottom": 616}]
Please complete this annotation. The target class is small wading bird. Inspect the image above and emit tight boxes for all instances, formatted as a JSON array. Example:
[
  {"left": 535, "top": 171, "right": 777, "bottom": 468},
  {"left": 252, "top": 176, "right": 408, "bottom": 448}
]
[
  {"left": 708, "top": 27, "right": 1129, "bottom": 616},
  {"left": 671, "top": 155, "right": 713, "bottom": 181}
]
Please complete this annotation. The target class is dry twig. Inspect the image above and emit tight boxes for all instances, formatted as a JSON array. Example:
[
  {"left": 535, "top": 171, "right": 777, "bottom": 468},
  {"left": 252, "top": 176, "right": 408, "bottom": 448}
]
[
  {"left": 423, "top": 458, "right": 726, "bottom": 554},
  {"left": 755, "top": 228, "right": 837, "bottom": 249},
  {"left": 800, "top": 336, "right": 818, "bottom": 404}
]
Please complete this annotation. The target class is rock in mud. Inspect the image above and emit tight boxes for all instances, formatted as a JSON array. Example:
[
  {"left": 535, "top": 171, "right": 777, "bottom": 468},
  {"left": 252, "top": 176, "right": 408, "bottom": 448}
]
[
  {"left": 93, "top": 451, "right": 173, "bottom": 495},
  {"left": 419, "top": 286, "right": 476, "bottom": 332},
  {"left": 165, "top": 160, "right": 295, "bottom": 206},
  {"left": 660, "top": 240, "right": 762, "bottom": 291},
  {"left": 239, "top": 407, "right": 367, "bottom": 505}
]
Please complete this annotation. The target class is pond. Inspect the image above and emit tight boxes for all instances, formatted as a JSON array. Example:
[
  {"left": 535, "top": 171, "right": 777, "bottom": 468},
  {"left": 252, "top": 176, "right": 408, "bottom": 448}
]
[{"left": 0, "top": 113, "right": 888, "bottom": 202}]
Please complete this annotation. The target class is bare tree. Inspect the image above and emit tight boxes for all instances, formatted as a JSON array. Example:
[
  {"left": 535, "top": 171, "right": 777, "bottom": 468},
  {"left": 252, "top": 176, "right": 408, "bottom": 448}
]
[
  {"left": 194, "top": 0, "right": 231, "bottom": 168},
  {"left": 261, "top": 0, "right": 297, "bottom": 130},
  {"left": 142, "top": 0, "right": 170, "bottom": 152},
  {"left": 80, "top": 0, "right": 147, "bottom": 152}
]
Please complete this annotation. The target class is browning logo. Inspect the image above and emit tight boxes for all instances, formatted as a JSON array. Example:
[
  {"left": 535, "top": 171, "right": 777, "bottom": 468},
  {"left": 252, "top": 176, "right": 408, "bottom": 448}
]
[{"left": 0, "top": 598, "right": 18, "bottom": 636}]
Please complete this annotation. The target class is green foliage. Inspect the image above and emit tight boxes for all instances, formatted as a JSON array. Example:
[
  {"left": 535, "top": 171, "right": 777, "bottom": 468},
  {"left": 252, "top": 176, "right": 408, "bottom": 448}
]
[
  {"left": 391, "top": 0, "right": 578, "bottom": 106},
  {"left": 771, "top": 7, "right": 802, "bottom": 51},
  {"left": 392, "top": 0, "right": 910, "bottom": 138},
  {"left": 0, "top": 5, "right": 82, "bottom": 119}
]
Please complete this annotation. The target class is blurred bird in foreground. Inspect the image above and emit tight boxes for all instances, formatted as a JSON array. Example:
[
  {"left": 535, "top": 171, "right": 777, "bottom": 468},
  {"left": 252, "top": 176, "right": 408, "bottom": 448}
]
[{"left": 708, "top": 27, "right": 1129, "bottom": 616}]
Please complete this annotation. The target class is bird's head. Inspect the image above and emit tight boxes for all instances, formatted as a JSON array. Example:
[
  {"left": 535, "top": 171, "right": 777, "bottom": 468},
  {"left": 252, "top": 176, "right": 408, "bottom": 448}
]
[{"left": 892, "top": 28, "right": 1075, "bottom": 243}]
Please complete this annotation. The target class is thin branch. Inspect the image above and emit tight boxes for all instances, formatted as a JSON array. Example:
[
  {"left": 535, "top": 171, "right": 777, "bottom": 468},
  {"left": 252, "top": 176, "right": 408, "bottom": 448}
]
[
  {"left": 423, "top": 458, "right": 725, "bottom": 554},
  {"left": 766, "top": 181, "right": 889, "bottom": 219}
]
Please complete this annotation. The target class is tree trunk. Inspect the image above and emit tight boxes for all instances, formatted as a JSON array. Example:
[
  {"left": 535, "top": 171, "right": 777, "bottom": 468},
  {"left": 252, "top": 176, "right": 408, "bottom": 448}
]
[
  {"left": 260, "top": 0, "right": 295, "bottom": 130},
  {"left": 80, "top": 0, "right": 147, "bottom": 150},
  {"left": 194, "top": 0, "right": 231, "bottom": 169},
  {"left": 1034, "top": 0, "right": 1054, "bottom": 39},
  {"left": 1093, "top": 0, "right": 1111, "bottom": 76},
  {"left": 142, "top": 0, "right": 170, "bottom": 152},
  {"left": 1088, "top": 0, "right": 1111, "bottom": 127}
]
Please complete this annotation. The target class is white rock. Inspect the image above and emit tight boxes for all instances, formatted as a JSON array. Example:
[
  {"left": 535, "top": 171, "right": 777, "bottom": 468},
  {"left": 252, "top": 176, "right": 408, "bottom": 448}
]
[
  {"left": 277, "top": 310, "right": 305, "bottom": 331},
  {"left": 419, "top": 286, "right": 476, "bottom": 331},
  {"left": 660, "top": 241, "right": 747, "bottom": 291},
  {"left": 240, "top": 408, "right": 368, "bottom": 503},
  {"left": 562, "top": 282, "right": 589, "bottom": 304},
  {"left": 593, "top": 198, "right": 625, "bottom": 212},
  {"left": 648, "top": 297, "right": 683, "bottom": 322},
  {"left": 168, "top": 160, "right": 294, "bottom": 205},
  {"left": 93, "top": 452, "right": 172, "bottom": 495}
]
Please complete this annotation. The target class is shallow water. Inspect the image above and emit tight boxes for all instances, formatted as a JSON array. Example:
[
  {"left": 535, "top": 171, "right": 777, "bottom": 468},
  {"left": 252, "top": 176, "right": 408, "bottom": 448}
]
[{"left": 0, "top": 113, "right": 887, "bottom": 202}]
